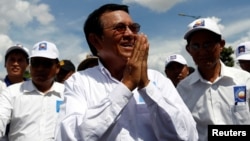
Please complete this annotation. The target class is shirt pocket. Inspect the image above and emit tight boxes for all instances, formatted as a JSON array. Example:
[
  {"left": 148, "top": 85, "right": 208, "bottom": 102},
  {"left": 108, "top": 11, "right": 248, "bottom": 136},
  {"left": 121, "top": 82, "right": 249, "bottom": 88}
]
[{"left": 232, "top": 105, "right": 250, "bottom": 124}]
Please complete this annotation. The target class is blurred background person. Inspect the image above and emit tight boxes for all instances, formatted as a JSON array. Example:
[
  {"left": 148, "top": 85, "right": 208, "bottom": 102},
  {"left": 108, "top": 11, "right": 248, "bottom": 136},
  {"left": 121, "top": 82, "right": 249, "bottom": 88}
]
[
  {"left": 55, "top": 59, "right": 75, "bottom": 83},
  {"left": 235, "top": 41, "right": 250, "bottom": 72},
  {"left": 188, "top": 66, "right": 195, "bottom": 74},
  {"left": 164, "top": 54, "right": 192, "bottom": 87},
  {"left": 77, "top": 54, "right": 98, "bottom": 71}
]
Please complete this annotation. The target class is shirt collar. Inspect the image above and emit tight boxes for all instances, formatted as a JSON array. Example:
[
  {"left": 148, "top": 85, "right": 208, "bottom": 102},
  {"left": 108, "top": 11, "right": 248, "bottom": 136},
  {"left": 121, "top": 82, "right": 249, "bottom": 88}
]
[
  {"left": 188, "top": 61, "right": 232, "bottom": 85},
  {"left": 23, "top": 80, "right": 64, "bottom": 98},
  {"left": 4, "top": 76, "right": 29, "bottom": 87}
]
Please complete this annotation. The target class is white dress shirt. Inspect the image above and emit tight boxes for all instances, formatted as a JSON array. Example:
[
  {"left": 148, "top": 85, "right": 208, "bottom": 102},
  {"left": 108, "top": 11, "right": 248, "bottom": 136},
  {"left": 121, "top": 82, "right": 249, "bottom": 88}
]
[
  {"left": 0, "top": 79, "right": 7, "bottom": 93},
  {"left": 0, "top": 80, "right": 64, "bottom": 141},
  {"left": 177, "top": 62, "right": 250, "bottom": 141},
  {"left": 55, "top": 62, "right": 198, "bottom": 141}
]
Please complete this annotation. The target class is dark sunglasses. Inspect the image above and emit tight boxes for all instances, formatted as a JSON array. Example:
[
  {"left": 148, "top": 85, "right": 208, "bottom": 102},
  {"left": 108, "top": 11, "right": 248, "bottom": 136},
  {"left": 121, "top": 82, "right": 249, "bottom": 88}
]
[
  {"left": 31, "top": 59, "right": 58, "bottom": 68},
  {"left": 105, "top": 23, "right": 140, "bottom": 33}
]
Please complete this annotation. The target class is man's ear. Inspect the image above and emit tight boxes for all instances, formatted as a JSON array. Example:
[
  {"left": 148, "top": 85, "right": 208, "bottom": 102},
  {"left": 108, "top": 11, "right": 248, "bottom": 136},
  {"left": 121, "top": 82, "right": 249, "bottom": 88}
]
[
  {"left": 55, "top": 63, "right": 61, "bottom": 74},
  {"left": 219, "top": 39, "right": 226, "bottom": 51},
  {"left": 88, "top": 33, "right": 102, "bottom": 50}
]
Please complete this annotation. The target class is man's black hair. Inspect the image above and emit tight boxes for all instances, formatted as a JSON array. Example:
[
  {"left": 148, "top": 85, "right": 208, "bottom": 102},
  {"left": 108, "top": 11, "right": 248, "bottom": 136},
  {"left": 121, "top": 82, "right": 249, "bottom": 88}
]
[{"left": 83, "top": 3, "right": 129, "bottom": 56}]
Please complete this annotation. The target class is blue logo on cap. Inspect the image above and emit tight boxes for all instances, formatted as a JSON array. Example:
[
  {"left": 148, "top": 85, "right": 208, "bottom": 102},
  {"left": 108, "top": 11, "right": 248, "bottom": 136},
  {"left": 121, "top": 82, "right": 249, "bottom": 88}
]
[
  {"left": 238, "top": 45, "right": 246, "bottom": 54},
  {"left": 170, "top": 55, "right": 177, "bottom": 60},
  {"left": 193, "top": 20, "right": 205, "bottom": 28},
  {"left": 38, "top": 43, "right": 47, "bottom": 51}
]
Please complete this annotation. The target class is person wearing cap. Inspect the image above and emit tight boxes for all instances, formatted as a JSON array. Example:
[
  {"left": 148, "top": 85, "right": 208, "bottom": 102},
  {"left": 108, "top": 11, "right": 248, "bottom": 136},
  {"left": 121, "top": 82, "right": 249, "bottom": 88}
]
[
  {"left": 54, "top": 3, "right": 198, "bottom": 141},
  {"left": 235, "top": 41, "right": 250, "bottom": 72},
  {"left": 164, "top": 54, "right": 191, "bottom": 87},
  {"left": 0, "top": 41, "right": 64, "bottom": 141},
  {"left": 55, "top": 59, "right": 75, "bottom": 83},
  {"left": 176, "top": 18, "right": 250, "bottom": 141},
  {"left": 0, "top": 44, "right": 30, "bottom": 91},
  {"left": 0, "top": 44, "right": 30, "bottom": 141}
]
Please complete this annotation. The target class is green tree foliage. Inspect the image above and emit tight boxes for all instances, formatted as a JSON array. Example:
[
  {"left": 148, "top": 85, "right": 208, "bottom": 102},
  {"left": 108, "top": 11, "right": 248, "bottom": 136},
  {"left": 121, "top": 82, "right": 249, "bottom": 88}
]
[
  {"left": 220, "top": 46, "right": 234, "bottom": 67},
  {"left": 23, "top": 70, "right": 31, "bottom": 79}
]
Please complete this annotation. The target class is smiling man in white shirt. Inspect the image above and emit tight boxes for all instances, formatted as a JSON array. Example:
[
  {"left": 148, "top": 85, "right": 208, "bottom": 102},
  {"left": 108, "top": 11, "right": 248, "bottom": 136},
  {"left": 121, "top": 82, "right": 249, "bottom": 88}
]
[{"left": 54, "top": 3, "right": 198, "bottom": 141}]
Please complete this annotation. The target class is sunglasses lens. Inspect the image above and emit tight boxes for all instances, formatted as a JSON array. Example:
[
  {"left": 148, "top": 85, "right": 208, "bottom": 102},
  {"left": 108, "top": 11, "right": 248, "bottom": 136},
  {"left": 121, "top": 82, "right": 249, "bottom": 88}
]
[
  {"left": 31, "top": 59, "right": 55, "bottom": 68},
  {"left": 129, "top": 23, "right": 140, "bottom": 33},
  {"left": 113, "top": 23, "right": 140, "bottom": 33},
  {"left": 114, "top": 23, "right": 126, "bottom": 32}
]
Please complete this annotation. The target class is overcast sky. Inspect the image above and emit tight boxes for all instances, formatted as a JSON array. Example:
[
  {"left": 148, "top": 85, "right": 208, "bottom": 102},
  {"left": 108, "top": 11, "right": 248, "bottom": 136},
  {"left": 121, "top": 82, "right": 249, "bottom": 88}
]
[{"left": 0, "top": 0, "right": 250, "bottom": 77}]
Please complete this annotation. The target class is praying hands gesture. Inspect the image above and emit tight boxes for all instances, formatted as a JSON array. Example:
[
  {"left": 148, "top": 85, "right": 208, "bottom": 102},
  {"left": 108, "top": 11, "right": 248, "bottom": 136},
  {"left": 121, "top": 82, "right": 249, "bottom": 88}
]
[{"left": 122, "top": 33, "right": 150, "bottom": 91}]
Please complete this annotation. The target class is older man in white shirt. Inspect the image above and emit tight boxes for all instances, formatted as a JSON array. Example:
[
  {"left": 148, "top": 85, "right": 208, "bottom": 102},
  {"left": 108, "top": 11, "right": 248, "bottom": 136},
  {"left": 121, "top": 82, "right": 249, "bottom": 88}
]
[{"left": 55, "top": 3, "right": 198, "bottom": 141}]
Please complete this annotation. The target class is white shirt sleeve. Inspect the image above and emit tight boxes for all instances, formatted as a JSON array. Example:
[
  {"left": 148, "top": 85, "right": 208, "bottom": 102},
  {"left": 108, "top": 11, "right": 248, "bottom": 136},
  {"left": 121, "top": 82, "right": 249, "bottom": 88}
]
[
  {"left": 140, "top": 81, "right": 198, "bottom": 141},
  {"left": 0, "top": 88, "right": 11, "bottom": 137}
]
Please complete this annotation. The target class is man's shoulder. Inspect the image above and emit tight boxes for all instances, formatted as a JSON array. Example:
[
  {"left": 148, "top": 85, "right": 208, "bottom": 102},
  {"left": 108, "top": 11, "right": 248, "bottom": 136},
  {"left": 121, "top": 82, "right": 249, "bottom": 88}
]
[
  {"left": 0, "top": 77, "right": 5, "bottom": 83},
  {"left": 53, "top": 81, "right": 65, "bottom": 89},
  {"left": 147, "top": 69, "right": 165, "bottom": 75},
  {"left": 147, "top": 69, "right": 166, "bottom": 79},
  {"left": 224, "top": 66, "right": 250, "bottom": 78},
  {"left": 0, "top": 79, "right": 5, "bottom": 84}
]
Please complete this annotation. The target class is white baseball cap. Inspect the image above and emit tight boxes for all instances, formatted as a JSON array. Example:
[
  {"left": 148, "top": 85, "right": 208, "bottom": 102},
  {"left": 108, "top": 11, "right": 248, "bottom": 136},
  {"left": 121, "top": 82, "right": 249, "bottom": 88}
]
[
  {"left": 30, "top": 41, "right": 59, "bottom": 59},
  {"left": 165, "top": 54, "right": 187, "bottom": 67},
  {"left": 184, "top": 18, "right": 221, "bottom": 40},
  {"left": 235, "top": 41, "right": 250, "bottom": 60},
  {"left": 5, "top": 44, "right": 29, "bottom": 57}
]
